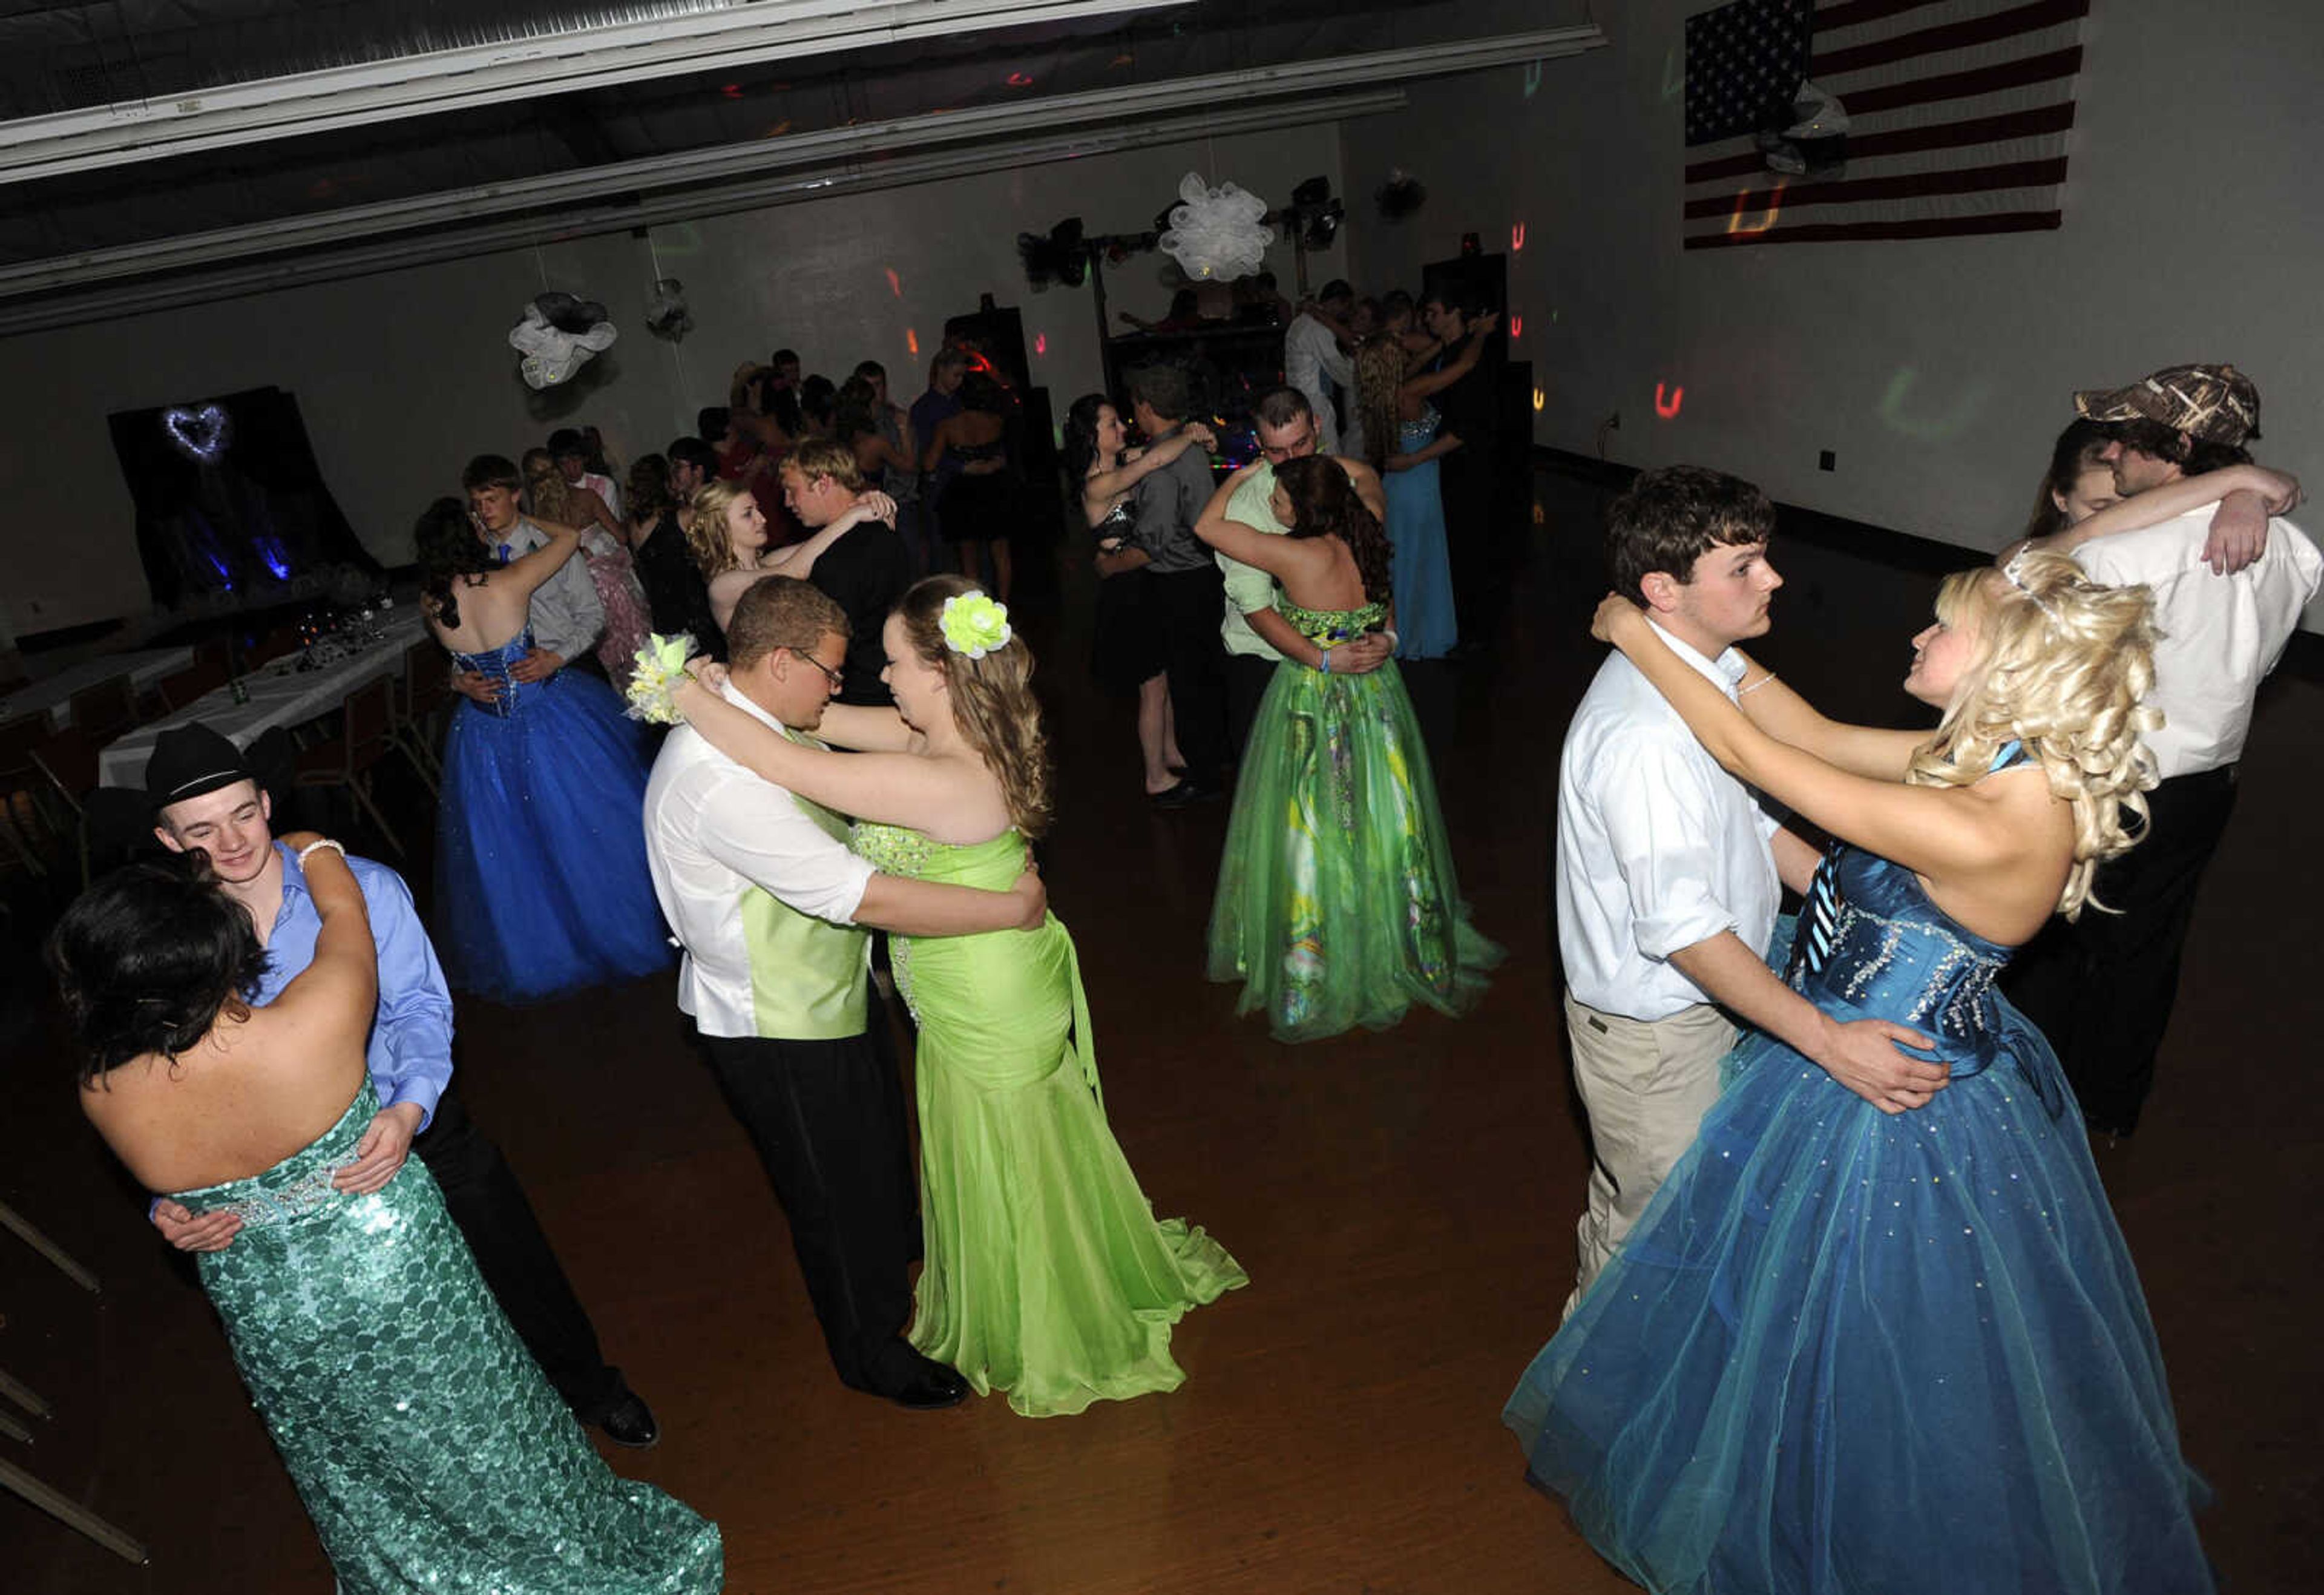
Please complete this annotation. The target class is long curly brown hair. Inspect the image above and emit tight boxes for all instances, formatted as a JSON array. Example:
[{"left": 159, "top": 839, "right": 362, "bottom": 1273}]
[
  {"left": 894, "top": 574, "right": 1053, "bottom": 839},
  {"left": 1273, "top": 455, "right": 1394, "bottom": 607}
]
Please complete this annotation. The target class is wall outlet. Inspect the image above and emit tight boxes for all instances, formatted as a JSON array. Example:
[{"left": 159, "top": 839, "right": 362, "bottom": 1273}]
[{"left": 1818, "top": 449, "right": 1836, "bottom": 472}]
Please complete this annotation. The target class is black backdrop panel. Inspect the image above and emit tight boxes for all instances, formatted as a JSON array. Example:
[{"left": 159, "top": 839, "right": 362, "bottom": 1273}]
[{"left": 106, "top": 385, "right": 378, "bottom": 610}]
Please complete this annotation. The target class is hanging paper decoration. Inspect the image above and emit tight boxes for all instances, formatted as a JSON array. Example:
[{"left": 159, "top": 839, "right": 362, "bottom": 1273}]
[
  {"left": 162, "top": 402, "right": 231, "bottom": 463},
  {"left": 1158, "top": 172, "right": 1273, "bottom": 281},
  {"left": 510, "top": 291, "right": 617, "bottom": 389},
  {"left": 645, "top": 278, "right": 693, "bottom": 341}
]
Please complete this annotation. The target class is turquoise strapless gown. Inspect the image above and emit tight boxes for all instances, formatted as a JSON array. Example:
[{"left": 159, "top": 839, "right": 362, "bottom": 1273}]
[
  {"left": 435, "top": 630, "right": 674, "bottom": 1002},
  {"left": 852, "top": 823, "right": 1247, "bottom": 1416},
  {"left": 1383, "top": 409, "right": 1458, "bottom": 660},
  {"left": 1206, "top": 598, "right": 1502, "bottom": 1042},
  {"left": 1503, "top": 844, "right": 2212, "bottom": 1594},
  {"left": 174, "top": 1082, "right": 721, "bottom": 1593}
]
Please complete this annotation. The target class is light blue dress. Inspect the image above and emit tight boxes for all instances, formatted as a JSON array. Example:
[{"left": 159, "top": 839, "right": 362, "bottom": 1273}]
[
  {"left": 1382, "top": 409, "right": 1458, "bottom": 660},
  {"left": 1504, "top": 835, "right": 2213, "bottom": 1594}
]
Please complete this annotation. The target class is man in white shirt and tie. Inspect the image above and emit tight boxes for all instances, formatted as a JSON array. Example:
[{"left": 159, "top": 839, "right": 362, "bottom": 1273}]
[
  {"left": 2004, "top": 364, "right": 2323, "bottom": 1137},
  {"left": 643, "top": 576, "right": 1045, "bottom": 1409},
  {"left": 1556, "top": 466, "right": 1943, "bottom": 1314}
]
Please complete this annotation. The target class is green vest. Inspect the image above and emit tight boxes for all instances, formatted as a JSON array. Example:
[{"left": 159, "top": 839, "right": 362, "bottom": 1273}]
[{"left": 740, "top": 741, "right": 872, "bottom": 1040}]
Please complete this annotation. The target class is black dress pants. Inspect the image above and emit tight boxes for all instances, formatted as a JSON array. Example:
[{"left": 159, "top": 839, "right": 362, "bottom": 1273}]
[
  {"left": 2003, "top": 765, "right": 2239, "bottom": 1135},
  {"left": 413, "top": 1085, "right": 622, "bottom": 1418},
  {"left": 1148, "top": 564, "right": 1232, "bottom": 783},
  {"left": 700, "top": 1015, "right": 919, "bottom": 1390},
  {"left": 1226, "top": 653, "right": 1278, "bottom": 765}
]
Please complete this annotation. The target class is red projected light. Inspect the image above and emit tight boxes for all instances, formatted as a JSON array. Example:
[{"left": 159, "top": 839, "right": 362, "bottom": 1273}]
[
  {"left": 1509, "top": 315, "right": 1523, "bottom": 338},
  {"left": 720, "top": 84, "right": 743, "bottom": 99},
  {"left": 1035, "top": 334, "right": 1048, "bottom": 356},
  {"left": 1511, "top": 223, "right": 1526, "bottom": 251},
  {"left": 885, "top": 268, "right": 902, "bottom": 297},
  {"left": 1006, "top": 71, "right": 1034, "bottom": 88},
  {"left": 1655, "top": 383, "right": 1684, "bottom": 419},
  {"left": 906, "top": 329, "right": 921, "bottom": 355}
]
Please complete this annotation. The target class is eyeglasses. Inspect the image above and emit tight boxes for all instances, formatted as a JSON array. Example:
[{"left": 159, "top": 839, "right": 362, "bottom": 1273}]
[{"left": 789, "top": 649, "right": 846, "bottom": 692}]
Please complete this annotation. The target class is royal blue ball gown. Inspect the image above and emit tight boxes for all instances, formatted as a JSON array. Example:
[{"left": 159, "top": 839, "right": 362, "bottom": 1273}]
[
  {"left": 435, "top": 631, "right": 674, "bottom": 1002},
  {"left": 1504, "top": 841, "right": 2213, "bottom": 1595}
]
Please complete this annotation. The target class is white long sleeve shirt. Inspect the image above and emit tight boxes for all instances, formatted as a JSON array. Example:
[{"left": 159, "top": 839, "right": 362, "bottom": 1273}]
[{"left": 1556, "top": 621, "right": 1782, "bottom": 1021}]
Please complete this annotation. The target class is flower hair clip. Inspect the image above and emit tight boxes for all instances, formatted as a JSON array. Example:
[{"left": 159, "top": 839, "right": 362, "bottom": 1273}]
[{"left": 939, "top": 591, "right": 1013, "bottom": 659}]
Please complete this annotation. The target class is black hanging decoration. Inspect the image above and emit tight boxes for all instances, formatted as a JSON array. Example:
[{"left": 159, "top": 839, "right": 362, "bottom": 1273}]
[{"left": 1374, "top": 170, "right": 1428, "bottom": 222}]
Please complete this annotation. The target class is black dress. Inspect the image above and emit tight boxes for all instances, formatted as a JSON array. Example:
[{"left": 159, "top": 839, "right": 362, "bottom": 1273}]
[
  {"left": 936, "top": 440, "right": 1020, "bottom": 545},
  {"left": 631, "top": 515, "right": 724, "bottom": 659},
  {"left": 1089, "top": 500, "right": 1166, "bottom": 693}
]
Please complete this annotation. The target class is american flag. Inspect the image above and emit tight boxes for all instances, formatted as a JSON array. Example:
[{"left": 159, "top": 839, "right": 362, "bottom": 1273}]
[{"left": 1683, "top": 0, "right": 2089, "bottom": 251}]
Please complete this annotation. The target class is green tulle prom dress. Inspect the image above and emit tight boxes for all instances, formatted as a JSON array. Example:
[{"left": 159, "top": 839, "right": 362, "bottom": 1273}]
[
  {"left": 1207, "top": 598, "right": 1501, "bottom": 1042},
  {"left": 851, "top": 823, "right": 1247, "bottom": 1416},
  {"left": 174, "top": 1082, "right": 722, "bottom": 1594}
]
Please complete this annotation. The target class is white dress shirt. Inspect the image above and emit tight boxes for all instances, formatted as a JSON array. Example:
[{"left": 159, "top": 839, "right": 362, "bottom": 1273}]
[
  {"left": 642, "top": 684, "right": 876, "bottom": 1038},
  {"left": 1283, "top": 312, "right": 1353, "bottom": 454},
  {"left": 1557, "top": 620, "right": 1782, "bottom": 1021},
  {"left": 2072, "top": 507, "right": 2321, "bottom": 780}
]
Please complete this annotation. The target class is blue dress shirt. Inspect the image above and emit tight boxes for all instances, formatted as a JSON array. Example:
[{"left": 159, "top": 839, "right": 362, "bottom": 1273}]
[{"left": 259, "top": 841, "right": 456, "bottom": 1130}]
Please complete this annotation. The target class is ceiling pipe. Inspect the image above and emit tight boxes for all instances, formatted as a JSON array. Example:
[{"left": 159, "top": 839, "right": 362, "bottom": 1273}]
[
  {"left": 0, "top": 0, "right": 1190, "bottom": 183},
  {"left": 0, "top": 88, "right": 1408, "bottom": 335},
  {"left": 0, "top": 25, "right": 1604, "bottom": 300}
]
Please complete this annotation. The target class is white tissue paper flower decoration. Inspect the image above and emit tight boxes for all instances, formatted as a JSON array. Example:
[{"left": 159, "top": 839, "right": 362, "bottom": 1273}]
[
  {"left": 1158, "top": 172, "right": 1275, "bottom": 281},
  {"left": 509, "top": 292, "right": 618, "bottom": 390}
]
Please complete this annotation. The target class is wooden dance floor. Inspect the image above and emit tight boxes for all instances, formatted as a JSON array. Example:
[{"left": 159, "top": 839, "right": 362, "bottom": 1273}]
[{"left": 5, "top": 465, "right": 2319, "bottom": 1593}]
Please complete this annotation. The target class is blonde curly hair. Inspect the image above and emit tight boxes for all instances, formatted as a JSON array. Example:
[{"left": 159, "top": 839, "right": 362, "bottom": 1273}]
[
  {"left": 682, "top": 479, "right": 755, "bottom": 579},
  {"left": 1904, "top": 550, "right": 2161, "bottom": 920},
  {"left": 894, "top": 574, "right": 1052, "bottom": 840},
  {"left": 1351, "top": 334, "right": 1409, "bottom": 474}
]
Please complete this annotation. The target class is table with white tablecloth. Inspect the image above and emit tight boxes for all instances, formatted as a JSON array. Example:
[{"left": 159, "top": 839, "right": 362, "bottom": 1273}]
[
  {"left": 0, "top": 647, "right": 194, "bottom": 729},
  {"left": 98, "top": 613, "right": 430, "bottom": 788}
]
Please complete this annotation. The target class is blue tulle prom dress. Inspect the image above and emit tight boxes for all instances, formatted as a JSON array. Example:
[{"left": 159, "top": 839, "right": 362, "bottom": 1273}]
[
  {"left": 1504, "top": 838, "right": 2213, "bottom": 1594},
  {"left": 435, "top": 633, "right": 674, "bottom": 1002}
]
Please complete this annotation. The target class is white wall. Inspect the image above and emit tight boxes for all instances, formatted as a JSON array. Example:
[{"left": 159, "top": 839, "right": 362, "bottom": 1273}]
[
  {"left": 1339, "top": 2, "right": 2324, "bottom": 610},
  {"left": 0, "top": 123, "right": 1346, "bottom": 635}
]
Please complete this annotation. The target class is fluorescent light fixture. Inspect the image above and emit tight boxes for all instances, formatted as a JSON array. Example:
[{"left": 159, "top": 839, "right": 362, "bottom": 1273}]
[
  {"left": 0, "top": 88, "right": 1407, "bottom": 335},
  {"left": 0, "top": 0, "right": 1190, "bottom": 185},
  {"left": 0, "top": 25, "right": 1604, "bottom": 303}
]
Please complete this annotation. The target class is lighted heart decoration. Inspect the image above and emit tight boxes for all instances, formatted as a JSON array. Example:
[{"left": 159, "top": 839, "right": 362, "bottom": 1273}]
[{"left": 162, "top": 403, "right": 231, "bottom": 463}]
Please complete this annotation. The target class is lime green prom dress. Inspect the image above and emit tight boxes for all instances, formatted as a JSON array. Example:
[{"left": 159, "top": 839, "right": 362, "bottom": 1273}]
[
  {"left": 1207, "top": 598, "right": 1501, "bottom": 1042},
  {"left": 851, "top": 824, "right": 1247, "bottom": 1416}
]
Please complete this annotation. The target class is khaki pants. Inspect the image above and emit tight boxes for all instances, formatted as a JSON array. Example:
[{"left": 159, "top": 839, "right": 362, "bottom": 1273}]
[{"left": 1563, "top": 990, "right": 1732, "bottom": 1319}]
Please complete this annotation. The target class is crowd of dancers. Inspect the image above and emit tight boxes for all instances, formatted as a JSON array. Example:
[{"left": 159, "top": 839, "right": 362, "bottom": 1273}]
[{"left": 44, "top": 342, "right": 2320, "bottom": 1592}]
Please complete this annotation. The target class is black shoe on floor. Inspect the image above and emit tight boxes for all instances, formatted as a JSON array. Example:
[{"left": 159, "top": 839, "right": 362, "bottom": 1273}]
[
  {"left": 1149, "top": 781, "right": 1197, "bottom": 809},
  {"left": 594, "top": 1387, "right": 660, "bottom": 1449},
  {"left": 859, "top": 1344, "right": 970, "bottom": 1410}
]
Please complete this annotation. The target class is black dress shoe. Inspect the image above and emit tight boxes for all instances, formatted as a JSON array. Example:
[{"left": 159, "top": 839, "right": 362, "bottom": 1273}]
[
  {"left": 1149, "top": 780, "right": 1197, "bottom": 809},
  {"left": 594, "top": 1388, "right": 660, "bottom": 1449},
  {"left": 881, "top": 1363, "right": 970, "bottom": 1411}
]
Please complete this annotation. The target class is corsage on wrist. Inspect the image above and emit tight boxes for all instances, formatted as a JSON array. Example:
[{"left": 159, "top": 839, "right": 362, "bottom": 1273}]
[{"left": 625, "top": 633, "right": 703, "bottom": 725}]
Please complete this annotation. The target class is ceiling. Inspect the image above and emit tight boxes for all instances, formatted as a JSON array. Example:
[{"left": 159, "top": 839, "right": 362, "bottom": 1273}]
[{"left": 0, "top": 0, "right": 1599, "bottom": 330}]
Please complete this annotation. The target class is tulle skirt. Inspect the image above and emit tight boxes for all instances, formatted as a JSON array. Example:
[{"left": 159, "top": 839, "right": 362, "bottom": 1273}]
[
  {"left": 1503, "top": 1006, "right": 2213, "bottom": 1594},
  {"left": 1206, "top": 658, "right": 1499, "bottom": 1041},
  {"left": 435, "top": 671, "right": 673, "bottom": 1003}
]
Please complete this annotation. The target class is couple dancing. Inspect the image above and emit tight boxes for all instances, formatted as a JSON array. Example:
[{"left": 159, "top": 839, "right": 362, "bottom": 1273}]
[
  {"left": 643, "top": 573, "right": 1244, "bottom": 1417},
  {"left": 1512, "top": 465, "right": 2225, "bottom": 1592}
]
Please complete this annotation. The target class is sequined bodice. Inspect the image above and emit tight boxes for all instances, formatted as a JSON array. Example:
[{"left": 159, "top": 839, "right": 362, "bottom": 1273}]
[
  {"left": 1397, "top": 409, "right": 1440, "bottom": 450},
  {"left": 448, "top": 629, "right": 536, "bottom": 718},
  {"left": 1093, "top": 499, "right": 1137, "bottom": 539},
  {"left": 1277, "top": 598, "right": 1388, "bottom": 645}
]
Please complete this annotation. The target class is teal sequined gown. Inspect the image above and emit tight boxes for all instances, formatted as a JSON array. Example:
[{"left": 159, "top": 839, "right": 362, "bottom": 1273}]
[
  {"left": 1207, "top": 598, "right": 1502, "bottom": 1042},
  {"left": 172, "top": 1083, "right": 722, "bottom": 1594}
]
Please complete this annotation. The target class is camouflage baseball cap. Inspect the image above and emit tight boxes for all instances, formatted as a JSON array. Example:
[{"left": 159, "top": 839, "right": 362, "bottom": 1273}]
[{"left": 2073, "top": 364, "right": 2260, "bottom": 446}]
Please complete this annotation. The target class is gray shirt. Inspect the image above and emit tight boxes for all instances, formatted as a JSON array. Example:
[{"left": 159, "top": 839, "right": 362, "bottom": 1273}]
[
  {"left": 500, "top": 517, "right": 605, "bottom": 663},
  {"left": 1129, "top": 426, "right": 1216, "bottom": 573}
]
